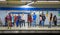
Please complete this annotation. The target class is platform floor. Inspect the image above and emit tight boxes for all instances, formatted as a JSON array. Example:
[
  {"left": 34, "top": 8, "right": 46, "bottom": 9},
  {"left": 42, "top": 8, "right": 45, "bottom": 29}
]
[
  {"left": 0, "top": 23, "right": 60, "bottom": 30},
  {"left": 0, "top": 26, "right": 60, "bottom": 33},
  {"left": 0, "top": 26, "right": 60, "bottom": 30}
]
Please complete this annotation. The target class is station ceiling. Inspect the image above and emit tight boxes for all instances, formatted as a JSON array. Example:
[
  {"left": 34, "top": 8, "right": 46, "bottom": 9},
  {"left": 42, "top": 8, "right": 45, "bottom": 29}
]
[{"left": 0, "top": 1, "right": 60, "bottom": 8}]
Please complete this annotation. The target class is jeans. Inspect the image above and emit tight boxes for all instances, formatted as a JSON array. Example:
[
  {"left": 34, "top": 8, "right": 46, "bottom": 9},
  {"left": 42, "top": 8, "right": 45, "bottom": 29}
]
[
  {"left": 42, "top": 21, "right": 44, "bottom": 27},
  {"left": 53, "top": 21, "right": 57, "bottom": 26},
  {"left": 28, "top": 22, "right": 31, "bottom": 27},
  {"left": 39, "top": 21, "right": 42, "bottom": 26},
  {"left": 49, "top": 21, "right": 52, "bottom": 28},
  {"left": 16, "top": 20, "right": 21, "bottom": 27},
  {"left": 32, "top": 20, "right": 36, "bottom": 27},
  {"left": 12, "top": 22, "right": 14, "bottom": 26},
  {"left": 16, "top": 20, "right": 19, "bottom": 27},
  {"left": 21, "top": 20, "right": 25, "bottom": 27}
]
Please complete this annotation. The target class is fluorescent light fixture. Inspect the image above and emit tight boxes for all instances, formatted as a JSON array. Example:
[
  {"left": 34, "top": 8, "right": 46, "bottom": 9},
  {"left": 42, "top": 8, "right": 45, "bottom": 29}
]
[
  {"left": 27, "top": 2, "right": 34, "bottom": 5},
  {"left": 19, "top": 1, "right": 35, "bottom": 8},
  {"left": 20, "top": 5, "right": 33, "bottom": 8},
  {"left": 20, "top": 2, "right": 34, "bottom": 8}
]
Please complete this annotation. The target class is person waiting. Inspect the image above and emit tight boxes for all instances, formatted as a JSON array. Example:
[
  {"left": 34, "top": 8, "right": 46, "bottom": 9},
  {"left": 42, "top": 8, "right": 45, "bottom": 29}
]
[
  {"left": 53, "top": 15, "right": 57, "bottom": 26},
  {"left": 39, "top": 15, "right": 42, "bottom": 26},
  {"left": 27, "top": 14, "right": 32, "bottom": 27},
  {"left": 32, "top": 13, "right": 37, "bottom": 27}
]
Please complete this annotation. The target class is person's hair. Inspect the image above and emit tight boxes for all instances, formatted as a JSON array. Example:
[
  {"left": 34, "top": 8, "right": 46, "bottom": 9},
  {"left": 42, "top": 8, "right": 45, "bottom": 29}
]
[
  {"left": 40, "top": 15, "right": 42, "bottom": 17},
  {"left": 50, "top": 13, "right": 53, "bottom": 21},
  {"left": 54, "top": 15, "right": 56, "bottom": 18},
  {"left": 28, "top": 14, "right": 31, "bottom": 18},
  {"left": 54, "top": 15, "right": 56, "bottom": 17}
]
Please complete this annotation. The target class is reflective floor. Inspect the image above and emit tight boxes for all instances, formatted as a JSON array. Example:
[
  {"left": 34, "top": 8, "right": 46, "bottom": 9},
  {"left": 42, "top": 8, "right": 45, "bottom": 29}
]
[
  {"left": 0, "top": 25, "right": 60, "bottom": 30},
  {"left": 0, "top": 23, "right": 60, "bottom": 33},
  {"left": 0, "top": 26, "right": 60, "bottom": 33},
  {"left": 0, "top": 23, "right": 60, "bottom": 30}
]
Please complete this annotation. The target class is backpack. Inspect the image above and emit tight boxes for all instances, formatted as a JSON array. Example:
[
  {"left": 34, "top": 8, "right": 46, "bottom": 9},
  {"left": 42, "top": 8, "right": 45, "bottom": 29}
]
[
  {"left": 53, "top": 17, "right": 57, "bottom": 21},
  {"left": 42, "top": 16, "right": 46, "bottom": 20},
  {"left": 55, "top": 17, "right": 57, "bottom": 21}
]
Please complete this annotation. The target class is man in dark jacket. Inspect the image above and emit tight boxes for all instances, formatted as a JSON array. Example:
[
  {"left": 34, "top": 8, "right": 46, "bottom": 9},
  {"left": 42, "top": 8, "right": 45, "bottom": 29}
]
[
  {"left": 53, "top": 15, "right": 57, "bottom": 26},
  {"left": 42, "top": 14, "right": 46, "bottom": 27}
]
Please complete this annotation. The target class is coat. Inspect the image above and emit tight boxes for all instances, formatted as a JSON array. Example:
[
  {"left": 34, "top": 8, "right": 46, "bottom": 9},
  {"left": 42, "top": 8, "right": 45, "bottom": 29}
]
[{"left": 28, "top": 15, "right": 32, "bottom": 23}]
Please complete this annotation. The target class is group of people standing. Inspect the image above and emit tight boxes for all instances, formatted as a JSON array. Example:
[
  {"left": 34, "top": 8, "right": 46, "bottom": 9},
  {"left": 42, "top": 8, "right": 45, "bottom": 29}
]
[
  {"left": 25, "top": 12, "right": 57, "bottom": 28},
  {"left": 4, "top": 12, "right": 58, "bottom": 29},
  {"left": 28, "top": 13, "right": 37, "bottom": 27},
  {"left": 5, "top": 13, "right": 25, "bottom": 29},
  {"left": 48, "top": 13, "right": 57, "bottom": 28},
  {"left": 27, "top": 13, "right": 46, "bottom": 27}
]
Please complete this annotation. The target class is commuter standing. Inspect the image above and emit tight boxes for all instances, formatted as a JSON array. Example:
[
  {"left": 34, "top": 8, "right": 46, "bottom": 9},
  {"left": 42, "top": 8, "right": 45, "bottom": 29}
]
[
  {"left": 16, "top": 14, "right": 21, "bottom": 27},
  {"left": 32, "top": 13, "right": 37, "bottom": 27},
  {"left": 14, "top": 15, "right": 18, "bottom": 27},
  {"left": 7, "top": 13, "right": 12, "bottom": 29},
  {"left": 14, "top": 15, "right": 17, "bottom": 23},
  {"left": 28, "top": 14, "right": 32, "bottom": 27},
  {"left": 0, "top": 18, "right": 2, "bottom": 26},
  {"left": 42, "top": 14, "right": 46, "bottom": 27},
  {"left": 21, "top": 13, "right": 25, "bottom": 27},
  {"left": 11, "top": 14, "right": 14, "bottom": 27},
  {"left": 5, "top": 15, "right": 8, "bottom": 26},
  {"left": 39, "top": 15, "right": 42, "bottom": 26},
  {"left": 48, "top": 13, "right": 53, "bottom": 28},
  {"left": 53, "top": 15, "right": 57, "bottom": 26}
]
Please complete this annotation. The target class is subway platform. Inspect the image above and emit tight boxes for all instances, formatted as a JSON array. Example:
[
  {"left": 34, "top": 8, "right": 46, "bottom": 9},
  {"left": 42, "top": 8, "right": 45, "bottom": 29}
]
[
  {"left": 0, "top": 25, "right": 60, "bottom": 33},
  {"left": 0, "top": 25, "right": 60, "bottom": 30}
]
